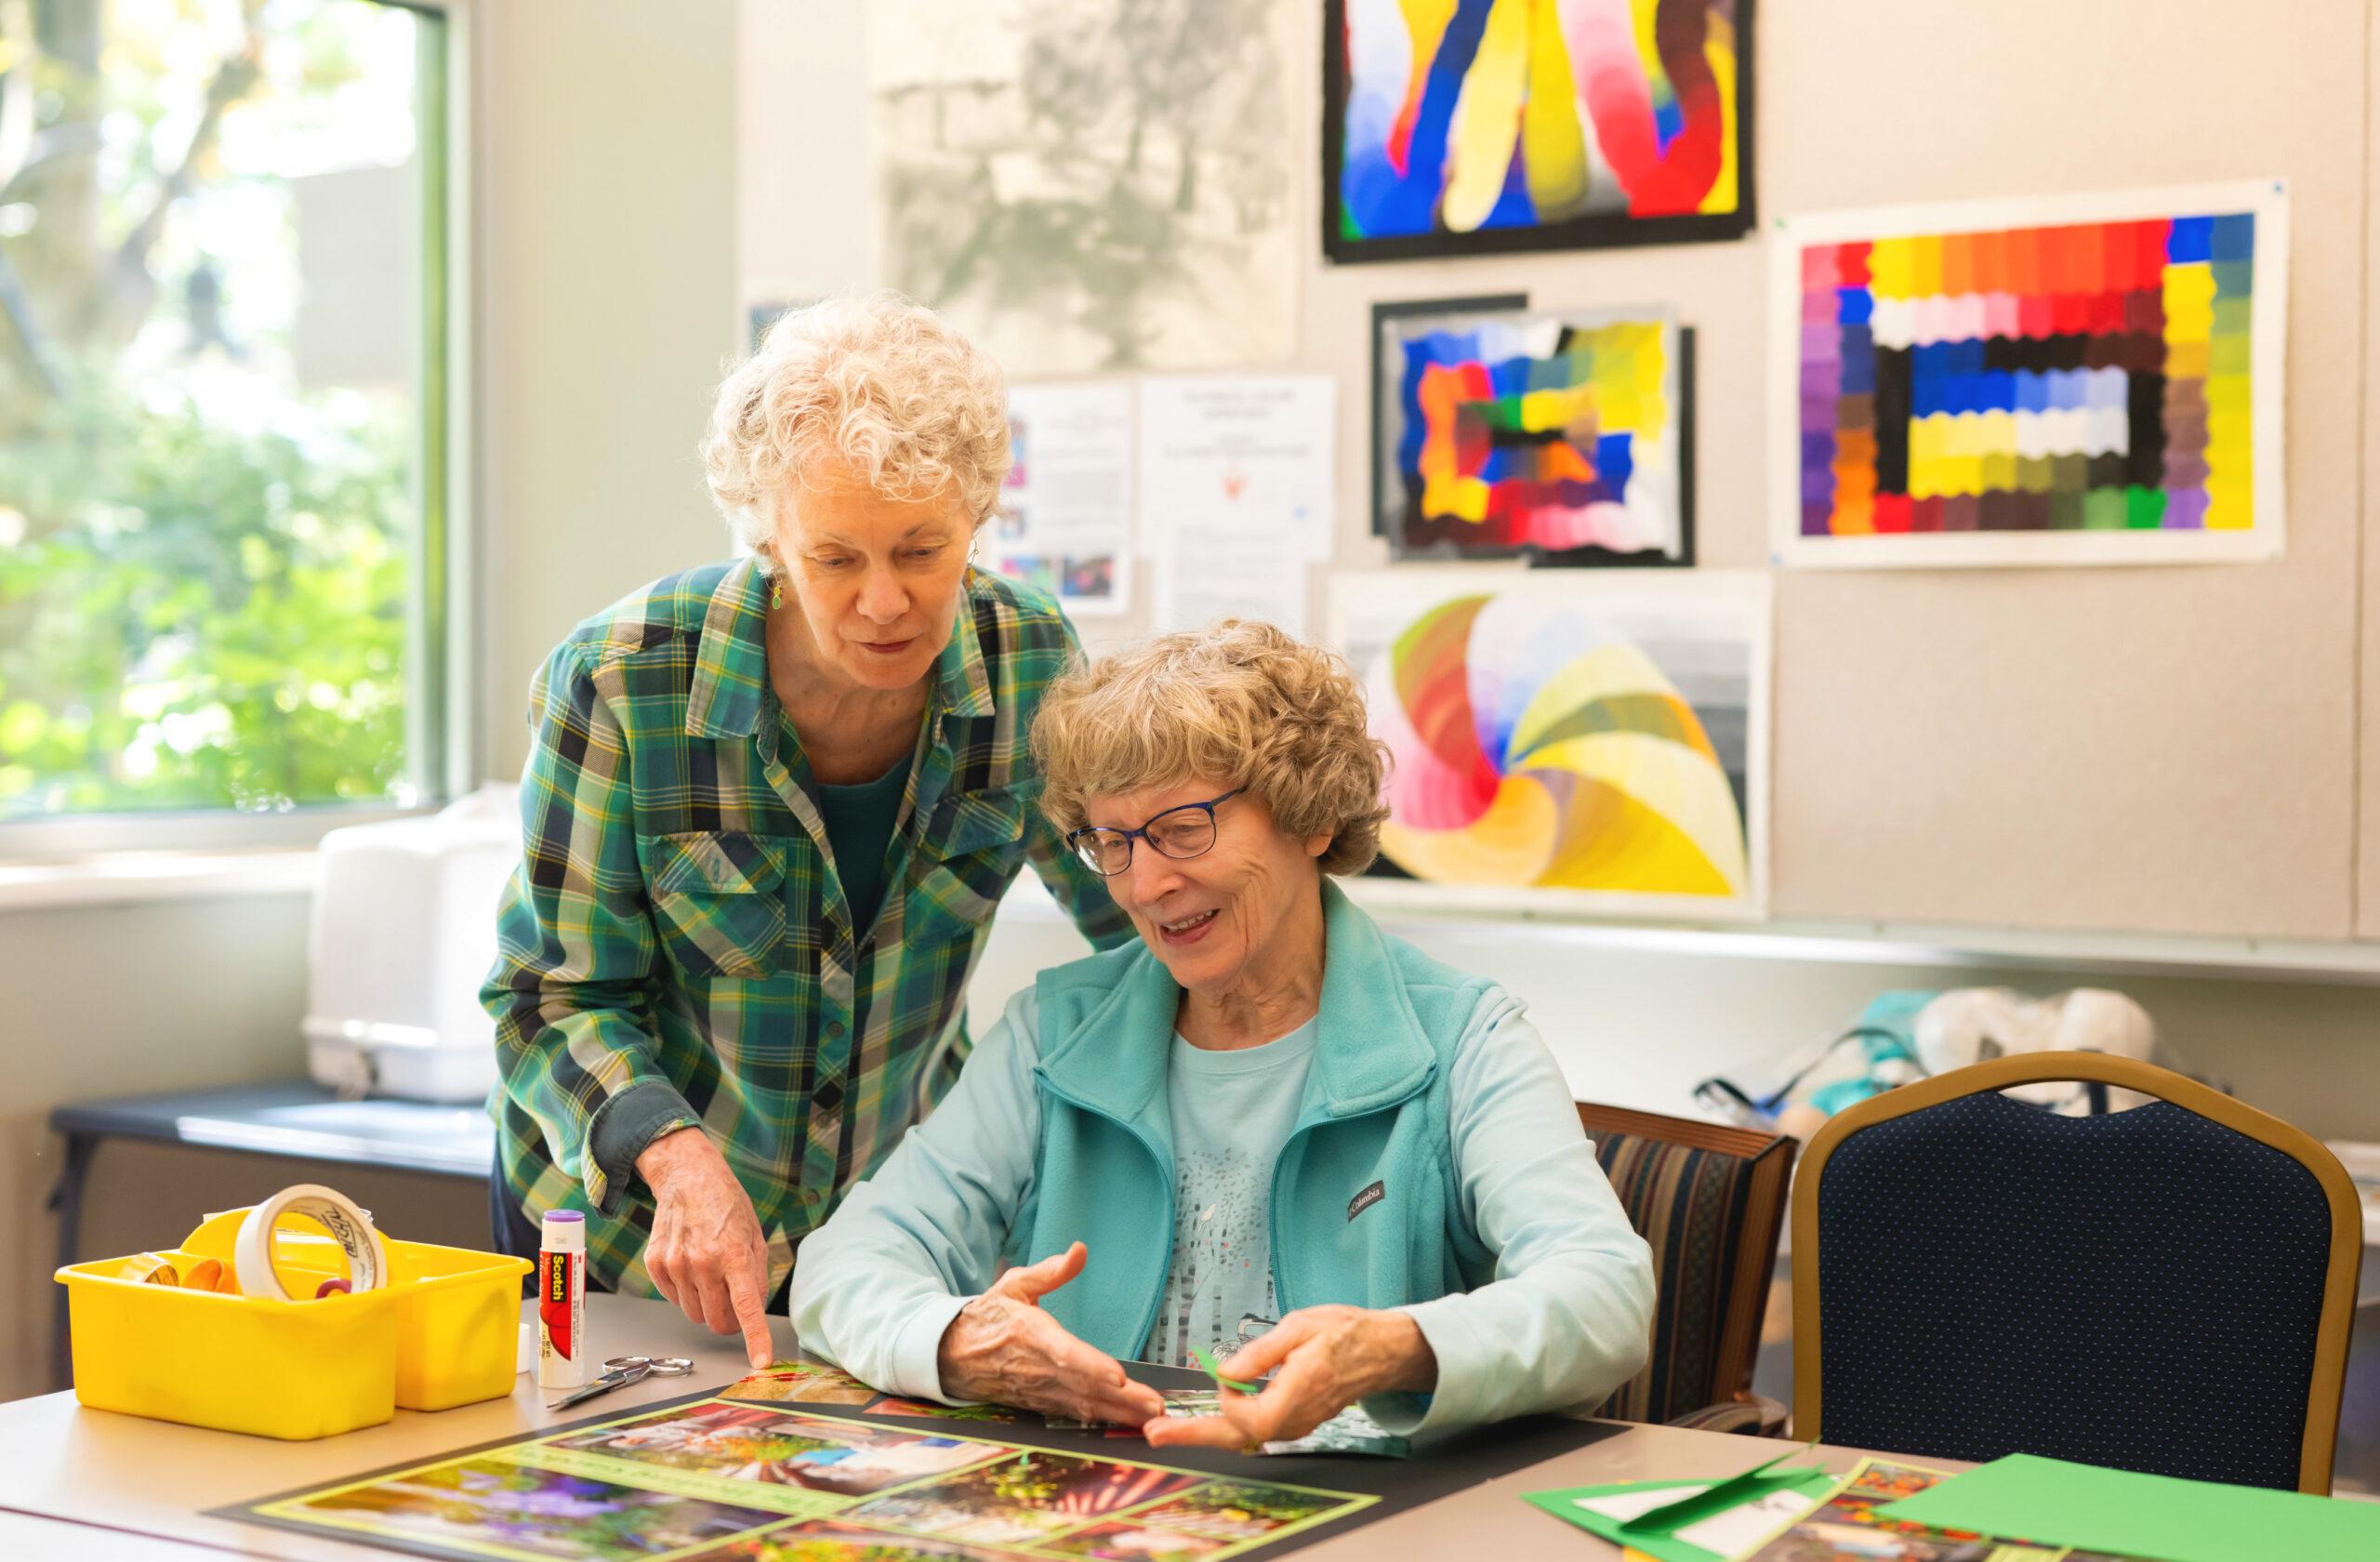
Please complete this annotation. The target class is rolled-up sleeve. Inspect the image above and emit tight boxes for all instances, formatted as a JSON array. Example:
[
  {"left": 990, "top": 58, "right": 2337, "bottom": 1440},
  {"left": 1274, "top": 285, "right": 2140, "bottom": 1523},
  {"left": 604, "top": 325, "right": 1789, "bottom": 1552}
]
[
  {"left": 482, "top": 642, "right": 699, "bottom": 1214},
  {"left": 792, "top": 986, "right": 1047, "bottom": 1399},
  {"left": 1363, "top": 995, "right": 1656, "bottom": 1435}
]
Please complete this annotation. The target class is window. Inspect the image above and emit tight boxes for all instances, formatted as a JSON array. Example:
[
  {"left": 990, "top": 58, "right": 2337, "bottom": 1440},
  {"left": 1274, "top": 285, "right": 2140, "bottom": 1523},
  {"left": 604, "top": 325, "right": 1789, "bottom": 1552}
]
[{"left": 0, "top": 0, "right": 451, "bottom": 848}]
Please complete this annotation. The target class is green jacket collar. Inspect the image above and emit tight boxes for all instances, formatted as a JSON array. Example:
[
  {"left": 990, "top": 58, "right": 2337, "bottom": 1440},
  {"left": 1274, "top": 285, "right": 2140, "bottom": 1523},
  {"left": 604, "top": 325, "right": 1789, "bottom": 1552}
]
[
  {"left": 1035, "top": 880, "right": 1437, "bottom": 1134},
  {"left": 686, "top": 559, "right": 998, "bottom": 740}
]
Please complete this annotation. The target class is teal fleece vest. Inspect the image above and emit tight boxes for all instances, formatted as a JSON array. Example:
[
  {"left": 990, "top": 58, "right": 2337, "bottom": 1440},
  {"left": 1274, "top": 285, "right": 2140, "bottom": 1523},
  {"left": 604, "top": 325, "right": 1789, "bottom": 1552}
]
[{"left": 1019, "top": 880, "right": 1500, "bottom": 1359}]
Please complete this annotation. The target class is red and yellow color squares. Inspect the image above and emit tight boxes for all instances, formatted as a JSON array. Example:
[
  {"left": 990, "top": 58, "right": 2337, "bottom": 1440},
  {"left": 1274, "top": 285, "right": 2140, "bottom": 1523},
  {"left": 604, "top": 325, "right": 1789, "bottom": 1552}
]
[{"left": 1797, "top": 212, "right": 2254, "bottom": 537}]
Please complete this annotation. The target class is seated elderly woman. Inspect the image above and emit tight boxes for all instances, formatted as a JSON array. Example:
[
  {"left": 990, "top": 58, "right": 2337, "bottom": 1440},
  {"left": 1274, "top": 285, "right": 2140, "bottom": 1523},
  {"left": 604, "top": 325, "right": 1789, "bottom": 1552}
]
[{"left": 790, "top": 622, "right": 1655, "bottom": 1446}]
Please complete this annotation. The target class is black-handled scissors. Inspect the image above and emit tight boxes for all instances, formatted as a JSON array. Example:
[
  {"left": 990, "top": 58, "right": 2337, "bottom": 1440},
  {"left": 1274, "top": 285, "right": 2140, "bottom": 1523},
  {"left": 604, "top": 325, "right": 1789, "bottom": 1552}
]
[{"left": 547, "top": 1354, "right": 694, "bottom": 1411}]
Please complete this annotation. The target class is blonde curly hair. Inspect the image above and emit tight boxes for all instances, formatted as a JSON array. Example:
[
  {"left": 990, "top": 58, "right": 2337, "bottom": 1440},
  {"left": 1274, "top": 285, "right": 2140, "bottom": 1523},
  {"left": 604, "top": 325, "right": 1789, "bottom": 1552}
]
[
  {"left": 701, "top": 292, "right": 1008, "bottom": 573},
  {"left": 1032, "top": 620, "right": 1391, "bottom": 877}
]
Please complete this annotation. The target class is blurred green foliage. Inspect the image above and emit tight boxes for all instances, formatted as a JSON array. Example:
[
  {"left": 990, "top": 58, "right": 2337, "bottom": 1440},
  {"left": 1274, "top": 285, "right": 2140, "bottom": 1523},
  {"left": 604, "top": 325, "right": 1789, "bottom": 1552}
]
[
  {"left": 0, "top": 0, "right": 422, "bottom": 821},
  {"left": 0, "top": 368, "right": 412, "bottom": 816}
]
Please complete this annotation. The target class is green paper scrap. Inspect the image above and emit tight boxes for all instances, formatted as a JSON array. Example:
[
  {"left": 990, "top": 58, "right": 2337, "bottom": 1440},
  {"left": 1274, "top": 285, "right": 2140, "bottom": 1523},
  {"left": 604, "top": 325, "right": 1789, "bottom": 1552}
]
[
  {"left": 1875, "top": 1452, "right": 2380, "bottom": 1562},
  {"left": 1523, "top": 1469, "right": 1844, "bottom": 1562},
  {"left": 1620, "top": 1442, "right": 1818, "bottom": 1534},
  {"left": 1190, "top": 1344, "right": 1262, "bottom": 1394}
]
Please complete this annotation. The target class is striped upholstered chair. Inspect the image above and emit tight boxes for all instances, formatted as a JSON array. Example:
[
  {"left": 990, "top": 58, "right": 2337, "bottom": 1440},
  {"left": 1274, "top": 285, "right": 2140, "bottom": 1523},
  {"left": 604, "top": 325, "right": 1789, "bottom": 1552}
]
[{"left": 1579, "top": 1103, "right": 1797, "bottom": 1434}]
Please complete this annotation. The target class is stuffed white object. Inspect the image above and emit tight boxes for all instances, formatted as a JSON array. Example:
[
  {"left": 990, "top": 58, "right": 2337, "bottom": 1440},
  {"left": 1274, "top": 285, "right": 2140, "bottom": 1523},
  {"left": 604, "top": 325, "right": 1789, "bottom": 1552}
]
[{"left": 1912, "top": 987, "right": 2157, "bottom": 1113}]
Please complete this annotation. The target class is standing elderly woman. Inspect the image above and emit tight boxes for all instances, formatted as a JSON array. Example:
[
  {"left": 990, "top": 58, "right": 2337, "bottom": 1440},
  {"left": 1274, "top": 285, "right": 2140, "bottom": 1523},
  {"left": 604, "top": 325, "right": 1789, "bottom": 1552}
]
[
  {"left": 792, "top": 622, "right": 1655, "bottom": 1444},
  {"left": 483, "top": 294, "right": 1132, "bottom": 1369}
]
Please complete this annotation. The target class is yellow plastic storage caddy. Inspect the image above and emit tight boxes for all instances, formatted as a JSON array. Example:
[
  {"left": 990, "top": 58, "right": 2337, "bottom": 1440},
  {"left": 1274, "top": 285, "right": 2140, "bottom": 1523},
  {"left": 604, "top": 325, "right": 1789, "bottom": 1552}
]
[{"left": 55, "top": 1207, "right": 530, "bottom": 1439}]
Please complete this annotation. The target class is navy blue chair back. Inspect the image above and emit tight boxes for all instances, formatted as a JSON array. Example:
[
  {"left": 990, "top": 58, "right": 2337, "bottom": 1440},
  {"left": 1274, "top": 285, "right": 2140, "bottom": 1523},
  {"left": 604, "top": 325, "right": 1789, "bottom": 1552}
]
[{"left": 1794, "top": 1053, "right": 2359, "bottom": 1493}]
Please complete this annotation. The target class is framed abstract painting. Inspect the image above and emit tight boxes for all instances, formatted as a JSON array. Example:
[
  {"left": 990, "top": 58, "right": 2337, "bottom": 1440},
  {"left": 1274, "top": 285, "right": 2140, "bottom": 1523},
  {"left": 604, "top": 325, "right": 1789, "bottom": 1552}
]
[
  {"left": 1372, "top": 298, "right": 1693, "bottom": 565},
  {"left": 1326, "top": 0, "right": 1755, "bottom": 262},
  {"left": 1771, "top": 181, "right": 2290, "bottom": 568},
  {"left": 1333, "top": 569, "right": 1768, "bottom": 920}
]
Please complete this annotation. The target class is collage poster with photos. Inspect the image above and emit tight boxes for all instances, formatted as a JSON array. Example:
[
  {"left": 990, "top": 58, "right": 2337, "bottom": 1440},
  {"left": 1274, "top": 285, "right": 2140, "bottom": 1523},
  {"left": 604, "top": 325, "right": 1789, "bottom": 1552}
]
[{"left": 235, "top": 1361, "right": 1374, "bottom": 1562}]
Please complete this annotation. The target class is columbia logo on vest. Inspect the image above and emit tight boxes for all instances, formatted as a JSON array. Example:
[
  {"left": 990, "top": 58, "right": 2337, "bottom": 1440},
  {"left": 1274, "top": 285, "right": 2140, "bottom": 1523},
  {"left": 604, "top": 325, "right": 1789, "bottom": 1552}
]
[{"left": 1346, "top": 1180, "right": 1385, "bottom": 1222}]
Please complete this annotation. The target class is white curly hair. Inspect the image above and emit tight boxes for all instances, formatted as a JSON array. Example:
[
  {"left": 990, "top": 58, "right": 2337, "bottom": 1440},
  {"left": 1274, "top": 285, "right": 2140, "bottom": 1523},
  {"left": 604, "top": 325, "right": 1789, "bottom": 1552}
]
[{"left": 701, "top": 291, "right": 1010, "bottom": 573}]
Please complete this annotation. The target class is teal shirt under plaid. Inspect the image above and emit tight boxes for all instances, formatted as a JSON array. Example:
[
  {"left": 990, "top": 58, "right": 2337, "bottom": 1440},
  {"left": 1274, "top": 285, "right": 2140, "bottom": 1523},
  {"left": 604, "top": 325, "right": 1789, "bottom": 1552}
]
[{"left": 483, "top": 558, "right": 1133, "bottom": 1297}]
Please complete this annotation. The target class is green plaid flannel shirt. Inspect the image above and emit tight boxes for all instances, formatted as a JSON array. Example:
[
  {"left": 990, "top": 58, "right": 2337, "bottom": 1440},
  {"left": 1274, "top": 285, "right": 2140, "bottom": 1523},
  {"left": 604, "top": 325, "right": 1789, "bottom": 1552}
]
[{"left": 483, "top": 558, "right": 1132, "bottom": 1296}]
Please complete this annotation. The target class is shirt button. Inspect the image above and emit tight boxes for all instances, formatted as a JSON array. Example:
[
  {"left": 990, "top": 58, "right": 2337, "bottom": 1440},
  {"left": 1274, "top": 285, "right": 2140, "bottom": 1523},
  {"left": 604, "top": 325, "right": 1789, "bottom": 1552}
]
[{"left": 823, "top": 1020, "right": 846, "bottom": 1041}]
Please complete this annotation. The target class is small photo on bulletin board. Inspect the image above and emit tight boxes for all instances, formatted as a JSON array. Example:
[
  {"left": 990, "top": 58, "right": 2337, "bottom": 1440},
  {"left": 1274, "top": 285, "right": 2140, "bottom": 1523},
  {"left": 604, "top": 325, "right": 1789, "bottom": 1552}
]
[
  {"left": 1324, "top": 0, "right": 1756, "bottom": 262},
  {"left": 1335, "top": 569, "right": 1769, "bottom": 922},
  {"left": 1771, "top": 180, "right": 2290, "bottom": 569},
  {"left": 1372, "top": 297, "right": 1694, "bottom": 567}
]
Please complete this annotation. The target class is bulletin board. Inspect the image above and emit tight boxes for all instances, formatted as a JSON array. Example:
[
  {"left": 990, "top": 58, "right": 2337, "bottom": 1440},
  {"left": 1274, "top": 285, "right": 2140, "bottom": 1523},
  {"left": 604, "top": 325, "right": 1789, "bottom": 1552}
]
[{"left": 1300, "top": 0, "right": 2374, "bottom": 944}]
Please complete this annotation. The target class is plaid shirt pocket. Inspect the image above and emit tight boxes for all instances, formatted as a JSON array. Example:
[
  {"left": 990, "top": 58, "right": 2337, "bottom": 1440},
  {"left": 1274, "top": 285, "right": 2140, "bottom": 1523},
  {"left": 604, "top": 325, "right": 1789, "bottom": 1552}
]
[
  {"left": 910, "top": 786, "right": 1033, "bottom": 932},
  {"left": 636, "top": 831, "right": 794, "bottom": 980}
]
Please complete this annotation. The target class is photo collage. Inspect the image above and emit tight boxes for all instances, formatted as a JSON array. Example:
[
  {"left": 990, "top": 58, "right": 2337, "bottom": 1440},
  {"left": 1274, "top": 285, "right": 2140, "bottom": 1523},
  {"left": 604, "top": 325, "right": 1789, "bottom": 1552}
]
[
  {"left": 1736, "top": 1459, "right": 2146, "bottom": 1562},
  {"left": 245, "top": 1366, "right": 1374, "bottom": 1562}
]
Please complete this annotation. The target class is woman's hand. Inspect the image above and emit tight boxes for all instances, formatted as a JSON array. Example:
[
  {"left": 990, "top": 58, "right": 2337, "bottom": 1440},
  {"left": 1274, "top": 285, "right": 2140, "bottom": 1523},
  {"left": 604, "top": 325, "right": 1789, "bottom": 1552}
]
[
  {"left": 636, "top": 1127, "right": 776, "bottom": 1370},
  {"left": 1142, "top": 1305, "right": 1437, "bottom": 1450},
  {"left": 936, "top": 1242, "right": 1165, "bottom": 1425}
]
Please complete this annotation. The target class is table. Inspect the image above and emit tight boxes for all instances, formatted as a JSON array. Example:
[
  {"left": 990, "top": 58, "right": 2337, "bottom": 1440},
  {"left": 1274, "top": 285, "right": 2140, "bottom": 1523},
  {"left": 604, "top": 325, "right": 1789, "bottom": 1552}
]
[
  {"left": 47, "top": 1081, "right": 496, "bottom": 1381},
  {"left": 0, "top": 1291, "right": 1944, "bottom": 1559}
]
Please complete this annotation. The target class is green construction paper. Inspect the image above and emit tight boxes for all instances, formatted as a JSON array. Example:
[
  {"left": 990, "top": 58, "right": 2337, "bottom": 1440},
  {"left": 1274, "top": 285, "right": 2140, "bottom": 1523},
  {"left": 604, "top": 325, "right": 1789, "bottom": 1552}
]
[
  {"left": 1875, "top": 1452, "right": 2380, "bottom": 1562},
  {"left": 1523, "top": 1470, "right": 1843, "bottom": 1562},
  {"left": 1190, "top": 1344, "right": 1261, "bottom": 1394}
]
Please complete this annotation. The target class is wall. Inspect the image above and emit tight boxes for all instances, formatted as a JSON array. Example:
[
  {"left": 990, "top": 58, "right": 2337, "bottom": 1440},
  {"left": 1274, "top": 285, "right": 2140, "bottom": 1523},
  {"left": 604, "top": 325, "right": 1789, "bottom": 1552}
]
[
  {"left": 475, "top": 0, "right": 742, "bottom": 780},
  {"left": 964, "top": 880, "right": 2380, "bottom": 1145},
  {"left": 8, "top": 0, "right": 2375, "bottom": 1411},
  {"left": 0, "top": 894, "right": 311, "bottom": 1397},
  {"left": 2364, "top": 4, "right": 2380, "bottom": 940},
  {"left": 744, "top": 0, "right": 2376, "bottom": 942},
  {"left": 740, "top": 0, "right": 2380, "bottom": 1150}
]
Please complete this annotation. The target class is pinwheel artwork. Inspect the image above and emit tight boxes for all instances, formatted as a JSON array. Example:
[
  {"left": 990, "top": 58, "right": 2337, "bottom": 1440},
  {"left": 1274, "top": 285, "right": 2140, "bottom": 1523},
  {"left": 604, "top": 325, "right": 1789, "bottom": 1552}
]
[{"left": 1342, "top": 573, "right": 1767, "bottom": 915}]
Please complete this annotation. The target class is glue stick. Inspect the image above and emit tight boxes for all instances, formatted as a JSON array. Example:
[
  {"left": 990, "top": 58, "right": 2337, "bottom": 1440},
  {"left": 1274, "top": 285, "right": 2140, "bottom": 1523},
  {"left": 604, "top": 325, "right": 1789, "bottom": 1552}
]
[{"left": 537, "top": 1210, "right": 587, "bottom": 1389}]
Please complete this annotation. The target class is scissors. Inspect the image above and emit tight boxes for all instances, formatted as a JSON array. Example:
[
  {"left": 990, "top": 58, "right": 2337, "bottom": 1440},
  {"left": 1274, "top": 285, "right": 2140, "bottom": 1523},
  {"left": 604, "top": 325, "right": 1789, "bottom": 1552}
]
[{"left": 548, "top": 1354, "right": 695, "bottom": 1411}]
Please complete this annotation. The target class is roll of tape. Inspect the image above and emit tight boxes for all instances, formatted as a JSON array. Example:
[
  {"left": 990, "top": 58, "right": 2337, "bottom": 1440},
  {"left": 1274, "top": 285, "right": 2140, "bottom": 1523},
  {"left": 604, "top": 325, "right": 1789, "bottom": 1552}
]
[
  {"left": 121, "top": 1252, "right": 179, "bottom": 1287},
  {"left": 232, "top": 1185, "right": 387, "bottom": 1302}
]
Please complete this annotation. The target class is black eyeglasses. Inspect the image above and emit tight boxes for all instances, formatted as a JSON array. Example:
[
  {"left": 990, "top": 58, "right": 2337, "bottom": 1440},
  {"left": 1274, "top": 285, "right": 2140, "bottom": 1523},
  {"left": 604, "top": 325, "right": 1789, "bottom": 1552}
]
[{"left": 1065, "top": 788, "right": 1244, "bottom": 877}]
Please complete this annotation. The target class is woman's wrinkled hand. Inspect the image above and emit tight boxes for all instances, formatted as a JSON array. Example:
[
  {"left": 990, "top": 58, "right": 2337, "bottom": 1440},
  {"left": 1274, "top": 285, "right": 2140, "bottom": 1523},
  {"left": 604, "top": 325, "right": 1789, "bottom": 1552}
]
[
  {"left": 935, "top": 1242, "right": 1165, "bottom": 1425},
  {"left": 636, "top": 1126, "right": 776, "bottom": 1370},
  {"left": 1142, "top": 1305, "right": 1436, "bottom": 1450}
]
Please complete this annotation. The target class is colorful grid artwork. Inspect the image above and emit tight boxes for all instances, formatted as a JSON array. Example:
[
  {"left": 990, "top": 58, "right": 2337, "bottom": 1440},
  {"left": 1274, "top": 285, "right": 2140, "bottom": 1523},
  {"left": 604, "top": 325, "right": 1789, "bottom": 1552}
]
[
  {"left": 1326, "top": 0, "right": 1755, "bottom": 262},
  {"left": 1374, "top": 301, "right": 1690, "bottom": 565},
  {"left": 1334, "top": 571, "right": 1767, "bottom": 920},
  {"left": 1771, "top": 183, "right": 2288, "bottom": 568}
]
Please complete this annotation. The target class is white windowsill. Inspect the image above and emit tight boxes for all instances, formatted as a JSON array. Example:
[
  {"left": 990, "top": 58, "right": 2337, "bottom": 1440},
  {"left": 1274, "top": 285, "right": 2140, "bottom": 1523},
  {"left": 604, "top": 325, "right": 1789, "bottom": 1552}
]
[{"left": 0, "top": 849, "right": 320, "bottom": 911}]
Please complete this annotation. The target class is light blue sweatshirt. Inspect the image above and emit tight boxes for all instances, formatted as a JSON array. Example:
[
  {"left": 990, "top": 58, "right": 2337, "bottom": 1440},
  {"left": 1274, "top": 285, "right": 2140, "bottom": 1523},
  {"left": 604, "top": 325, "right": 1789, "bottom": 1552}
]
[{"left": 790, "top": 881, "right": 1655, "bottom": 1434}]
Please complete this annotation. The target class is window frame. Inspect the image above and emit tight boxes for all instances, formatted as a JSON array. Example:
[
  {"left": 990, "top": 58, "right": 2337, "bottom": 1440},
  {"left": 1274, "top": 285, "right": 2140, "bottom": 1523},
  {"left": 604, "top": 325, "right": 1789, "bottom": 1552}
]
[{"left": 0, "top": 0, "right": 475, "bottom": 865}]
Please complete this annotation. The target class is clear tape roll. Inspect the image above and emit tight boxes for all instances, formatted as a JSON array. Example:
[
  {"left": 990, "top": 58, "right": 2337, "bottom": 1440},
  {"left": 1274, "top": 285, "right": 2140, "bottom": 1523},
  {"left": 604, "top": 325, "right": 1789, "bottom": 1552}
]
[{"left": 232, "top": 1184, "right": 387, "bottom": 1301}]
